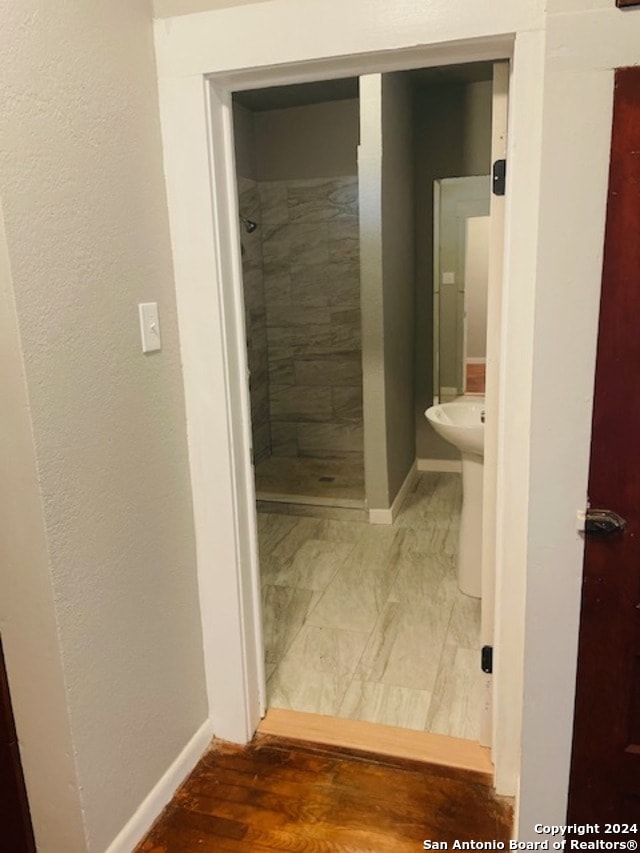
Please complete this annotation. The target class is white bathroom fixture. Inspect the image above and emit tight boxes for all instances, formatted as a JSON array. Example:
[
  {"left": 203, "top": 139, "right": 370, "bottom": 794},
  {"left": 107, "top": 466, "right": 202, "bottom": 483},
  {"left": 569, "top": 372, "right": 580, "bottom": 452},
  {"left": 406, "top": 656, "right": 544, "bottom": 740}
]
[{"left": 425, "top": 400, "right": 484, "bottom": 598}]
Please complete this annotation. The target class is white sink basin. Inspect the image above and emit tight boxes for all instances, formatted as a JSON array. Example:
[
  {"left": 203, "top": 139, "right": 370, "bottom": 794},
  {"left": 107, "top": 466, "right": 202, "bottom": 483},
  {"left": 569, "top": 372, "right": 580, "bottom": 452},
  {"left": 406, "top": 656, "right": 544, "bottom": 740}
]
[
  {"left": 424, "top": 399, "right": 485, "bottom": 598},
  {"left": 424, "top": 400, "right": 484, "bottom": 458}
]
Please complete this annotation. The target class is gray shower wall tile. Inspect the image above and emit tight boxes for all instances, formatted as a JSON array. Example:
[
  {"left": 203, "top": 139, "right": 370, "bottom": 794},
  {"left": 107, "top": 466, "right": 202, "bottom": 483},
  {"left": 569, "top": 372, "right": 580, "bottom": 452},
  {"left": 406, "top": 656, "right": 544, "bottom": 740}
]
[
  {"left": 259, "top": 182, "right": 288, "bottom": 225},
  {"left": 271, "top": 422, "right": 298, "bottom": 457},
  {"left": 262, "top": 223, "right": 290, "bottom": 265},
  {"left": 297, "top": 422, "right": 364, "bottom": 454},
  {"left": 263, "top": 271, "right": 291, "bottom": 306},
  {"left": 290, "top": 264, "right": 330, "bottom": 306},
  {"left": 328, "top": 219, "right": 360, "bottom": 263},
  {"left": 238, "top": 176, "right": 271, "bottom": 464},
  {"left": 288, "top": 177, "right": 358, "bottom": 223},
  {"left": 250, "top": 174, "right": 362, "bottom": 461},
  {"left": 333, "top": 386, "right": 363, "bottom": 422},
  {"left": 268, "top": 347, "right": 295, "bottom": 386},
  {"left": 270, "top": 385, "right": 333, "bottom": 423},
  {"left": 290, "top": 223, "right": 329, "bottom": 265},
  {"left": 266, "top": 304, "right": 331, "bottom": 328},
  {"left": 328, "top": 262, "right": 360, "bottom": 307},
  {"left": 294, "top": 352, "right": 362, "bottom": 387}
]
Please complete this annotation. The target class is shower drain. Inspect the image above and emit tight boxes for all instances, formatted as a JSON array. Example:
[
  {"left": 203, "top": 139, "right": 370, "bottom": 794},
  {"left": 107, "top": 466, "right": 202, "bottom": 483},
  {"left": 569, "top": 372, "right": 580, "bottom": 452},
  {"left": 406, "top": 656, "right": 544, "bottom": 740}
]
[{"left": 318, "top": 476, "right": 335, "bottom": 483}]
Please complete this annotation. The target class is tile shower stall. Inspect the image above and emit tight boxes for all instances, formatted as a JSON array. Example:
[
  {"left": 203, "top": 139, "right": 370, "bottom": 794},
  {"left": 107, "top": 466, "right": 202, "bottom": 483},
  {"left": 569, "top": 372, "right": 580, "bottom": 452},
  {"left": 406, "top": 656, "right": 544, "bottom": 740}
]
[{"left": 238, "top": 174, "right": 363, "bottom": 503}]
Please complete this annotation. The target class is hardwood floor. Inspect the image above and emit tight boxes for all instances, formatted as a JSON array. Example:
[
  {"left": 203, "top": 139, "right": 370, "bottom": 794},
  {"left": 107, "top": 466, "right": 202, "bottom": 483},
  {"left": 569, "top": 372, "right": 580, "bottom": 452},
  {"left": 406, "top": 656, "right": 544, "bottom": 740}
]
[{"left": 138, "top": 735, "right": 512, "bottom": 851}]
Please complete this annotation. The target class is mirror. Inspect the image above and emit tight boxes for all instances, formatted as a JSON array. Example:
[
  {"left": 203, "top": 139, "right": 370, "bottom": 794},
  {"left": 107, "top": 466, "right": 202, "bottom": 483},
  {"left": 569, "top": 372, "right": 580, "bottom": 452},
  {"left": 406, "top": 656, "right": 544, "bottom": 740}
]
[{"left": 433, "top": 175, "right": 491, "bottom": 403}]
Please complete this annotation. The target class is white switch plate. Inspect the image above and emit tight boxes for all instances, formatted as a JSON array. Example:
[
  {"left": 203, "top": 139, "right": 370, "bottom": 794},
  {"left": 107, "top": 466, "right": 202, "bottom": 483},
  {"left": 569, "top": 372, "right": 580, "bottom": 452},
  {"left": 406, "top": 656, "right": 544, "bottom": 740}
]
[
  {"left": 138, "top": 302, "right": 161, "bottom": 353},
  {"left": 442, "top": 271, "right": 455, "bottom": 285}
]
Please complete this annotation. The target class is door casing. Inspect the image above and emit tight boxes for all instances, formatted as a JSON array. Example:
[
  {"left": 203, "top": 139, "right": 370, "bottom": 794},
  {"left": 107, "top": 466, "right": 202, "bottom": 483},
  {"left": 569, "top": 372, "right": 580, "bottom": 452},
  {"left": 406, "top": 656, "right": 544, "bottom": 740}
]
[{"left": 154, "top": 15, "right": 547, "bottom": 804}]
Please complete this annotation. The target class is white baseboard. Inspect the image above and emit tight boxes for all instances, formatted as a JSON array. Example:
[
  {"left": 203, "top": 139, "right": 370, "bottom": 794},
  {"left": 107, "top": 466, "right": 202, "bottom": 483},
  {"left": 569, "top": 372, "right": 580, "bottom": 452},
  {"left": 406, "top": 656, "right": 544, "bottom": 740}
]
[
  {"left": 466, "top": 357, "right": 486, "bottom": 365},
  {"left": 369, "top": 461, "right": 418, "bottom": 525},
  {"left": 105, "top": 718, "right": 214, "bottom": 853},
  {"left": 417, "top": 457, "right": 462, "bottom": 473}
]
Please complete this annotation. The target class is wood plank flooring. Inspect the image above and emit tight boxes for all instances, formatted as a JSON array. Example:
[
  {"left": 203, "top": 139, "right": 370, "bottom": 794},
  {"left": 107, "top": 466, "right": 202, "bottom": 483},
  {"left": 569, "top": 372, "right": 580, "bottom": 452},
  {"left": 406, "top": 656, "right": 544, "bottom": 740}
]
[{"left": 138, "top": 735, "right": 513, "bottom": 852}]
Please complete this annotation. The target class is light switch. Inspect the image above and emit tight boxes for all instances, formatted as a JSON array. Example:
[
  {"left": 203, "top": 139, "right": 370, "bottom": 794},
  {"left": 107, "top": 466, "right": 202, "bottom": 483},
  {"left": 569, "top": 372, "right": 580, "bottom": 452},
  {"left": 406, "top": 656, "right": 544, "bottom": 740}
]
[
  {"left": 442, "top": 271, "right": 455, "bottom": 285},
  {"left": 138, "top": 302, "right": 161, "bottom": 353}
]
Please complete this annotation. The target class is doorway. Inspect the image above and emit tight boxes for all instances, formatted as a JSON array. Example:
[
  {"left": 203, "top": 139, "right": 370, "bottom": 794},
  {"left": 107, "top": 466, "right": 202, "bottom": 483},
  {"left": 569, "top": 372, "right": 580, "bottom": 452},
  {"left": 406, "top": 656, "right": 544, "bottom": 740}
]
[{"left": 230, "top": 61, "right": 502, "bottom": 746}]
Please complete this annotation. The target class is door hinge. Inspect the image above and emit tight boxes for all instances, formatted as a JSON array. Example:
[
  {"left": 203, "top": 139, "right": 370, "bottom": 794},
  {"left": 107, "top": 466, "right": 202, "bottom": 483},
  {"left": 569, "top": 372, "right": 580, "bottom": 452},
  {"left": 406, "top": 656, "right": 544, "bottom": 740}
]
[
  {"left": 481, "top": 645, "right": 493, "bottom": 674},
  {"left": 492, "top": 159, "right": 506, "bottom": 196}
]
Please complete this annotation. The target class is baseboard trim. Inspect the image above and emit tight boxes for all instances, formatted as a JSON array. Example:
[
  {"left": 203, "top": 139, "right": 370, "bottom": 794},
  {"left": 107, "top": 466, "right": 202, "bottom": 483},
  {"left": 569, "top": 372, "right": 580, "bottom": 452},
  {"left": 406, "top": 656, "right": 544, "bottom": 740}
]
[
  {"left": 417, "top": 457, "right": 462, "bottom": 473},
  {"left": 369, "top": 460, "right": 418, "bottom": 525},
  {"left": 105, "top": 718, "right": 214, "bottom": 853},
  {"left": 258, "top": 708, "right": 493, "bottom": 783}
]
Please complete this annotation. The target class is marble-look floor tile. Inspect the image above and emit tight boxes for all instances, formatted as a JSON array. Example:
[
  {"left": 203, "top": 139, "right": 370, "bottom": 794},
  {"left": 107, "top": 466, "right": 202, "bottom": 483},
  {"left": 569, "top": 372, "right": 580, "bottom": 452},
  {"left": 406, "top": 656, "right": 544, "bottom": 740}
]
[
  {"left": 307, "top": 528, "right": 404, "bottom": 633},
  {"left": 312, "top": 518, "right": 367, "bottom": 544},
  {"left": 387, "top": 548, "right": 456, "bottom": 610},
  {"left": 257, "top": 513, "right": 300, "bottom": 556},
  {"left": 356, "top": 599, "right": 452, "bottom": 692},
  {"left": 425, "top": 645, "right": 482, "bottom": 741},
  {"left": 267, "top": 623, "right": 369, "bottom": 715},
  {"left": 261, "top": 584, "right": 318, "bottom": 664},
  {"left": 396, "top": 512, "right": 460, "bottom": 563},
  {"left": 339, "top": 680, "right": 432, "bottom": 732},
  {"left": 257, "top": 471, "right": 481, "bottom": 741},
  {"left": 269, "top": 539, "right": 354, "bottom": 591},
  {"left": 447, "top": 594, "right": 481, "bottom": 650},
  {"left": 268, "top": 517, "right": 322, "bottom": 561}
]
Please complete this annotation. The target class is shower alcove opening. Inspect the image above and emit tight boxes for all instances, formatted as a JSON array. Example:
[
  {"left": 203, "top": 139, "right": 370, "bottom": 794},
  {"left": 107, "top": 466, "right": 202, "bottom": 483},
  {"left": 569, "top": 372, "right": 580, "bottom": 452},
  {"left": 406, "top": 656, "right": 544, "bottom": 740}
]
[{"left": 233, "top": 79, "right": 365, "bottom": 516}]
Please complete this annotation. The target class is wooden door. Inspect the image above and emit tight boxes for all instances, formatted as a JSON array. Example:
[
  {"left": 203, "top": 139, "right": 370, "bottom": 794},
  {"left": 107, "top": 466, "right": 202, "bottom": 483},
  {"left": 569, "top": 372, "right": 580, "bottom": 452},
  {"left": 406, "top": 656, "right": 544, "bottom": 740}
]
[
  {"left": 0, "top": 638, "right": 36, "bottom": 851},
  {"left": 567, "top": 67, "right": 640, "bottom": 821}
]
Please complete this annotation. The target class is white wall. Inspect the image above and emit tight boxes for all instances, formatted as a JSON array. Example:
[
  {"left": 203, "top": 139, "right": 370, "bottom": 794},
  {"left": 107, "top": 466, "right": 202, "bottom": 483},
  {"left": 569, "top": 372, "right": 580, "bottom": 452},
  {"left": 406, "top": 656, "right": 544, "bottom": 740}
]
[
  {"left": 151, "top": 0, "right": 640, "bottom": 840},
  {"left": 0, "top": 2, "right": 209, "bottom": 850}
]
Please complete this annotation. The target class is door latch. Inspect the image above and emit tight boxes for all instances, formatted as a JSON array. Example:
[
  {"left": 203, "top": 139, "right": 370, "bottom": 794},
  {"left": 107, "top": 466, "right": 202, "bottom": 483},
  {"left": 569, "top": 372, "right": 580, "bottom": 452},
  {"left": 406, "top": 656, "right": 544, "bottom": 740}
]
[{"left": 582, "top": 508, "right": 627, "bottom": 536}]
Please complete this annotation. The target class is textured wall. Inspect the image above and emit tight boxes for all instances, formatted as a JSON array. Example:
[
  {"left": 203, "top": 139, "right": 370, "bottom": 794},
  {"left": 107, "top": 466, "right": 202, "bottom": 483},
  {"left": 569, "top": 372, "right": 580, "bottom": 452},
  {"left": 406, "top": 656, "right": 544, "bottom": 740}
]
[
  {"left": 0, "top": 2, "right": 208, "bottom": 850},
  {"left": 154, "top": 0, "right": 274, "bottom": 15}
]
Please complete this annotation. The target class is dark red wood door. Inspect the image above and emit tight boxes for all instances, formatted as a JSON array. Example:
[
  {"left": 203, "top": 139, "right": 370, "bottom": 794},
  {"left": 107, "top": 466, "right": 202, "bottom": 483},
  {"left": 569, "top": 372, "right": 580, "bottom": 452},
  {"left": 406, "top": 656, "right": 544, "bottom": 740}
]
[
  {"left": 0, "top": 638, "right": 36, "bottom": 851},
  {"left": 567, "top": 67, "right": 640, "bottom": 822}
]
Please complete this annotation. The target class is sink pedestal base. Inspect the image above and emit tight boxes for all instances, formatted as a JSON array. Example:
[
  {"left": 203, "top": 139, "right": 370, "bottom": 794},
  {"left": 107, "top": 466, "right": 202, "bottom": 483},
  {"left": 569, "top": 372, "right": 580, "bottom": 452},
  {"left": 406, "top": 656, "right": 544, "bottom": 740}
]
[{"left": 458, "top": 452, "right": 483, "bottom": 599}]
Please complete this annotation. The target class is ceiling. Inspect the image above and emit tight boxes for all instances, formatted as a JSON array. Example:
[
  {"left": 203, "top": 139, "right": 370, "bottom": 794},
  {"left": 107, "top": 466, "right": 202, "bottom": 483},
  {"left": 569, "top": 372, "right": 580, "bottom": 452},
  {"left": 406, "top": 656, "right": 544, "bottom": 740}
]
[
  {"left": 234, "top": 78, "right": 358, "bottom": 112},
  {"left": 233, "top": 61, "right": 494, "bottom": 113}
]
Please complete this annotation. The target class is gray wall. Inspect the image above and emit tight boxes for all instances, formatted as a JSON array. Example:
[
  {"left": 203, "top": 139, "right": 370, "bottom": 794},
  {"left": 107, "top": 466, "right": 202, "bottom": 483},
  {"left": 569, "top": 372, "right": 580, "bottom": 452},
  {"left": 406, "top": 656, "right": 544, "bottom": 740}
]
[
  {"left": 360, "top": 73, "right": 415, "bottom": 509},
  {"left": 233, "top": 101, "right": 257, "bottom": 180},
  {"left": 255, "top": 99, "right": 359, "bottom": 181},
  {"left": 413, "top": 79, "right": 492, "bottom": 460},
  {"left": 382, "top": 73, "right": 416, "bottom": 499}
]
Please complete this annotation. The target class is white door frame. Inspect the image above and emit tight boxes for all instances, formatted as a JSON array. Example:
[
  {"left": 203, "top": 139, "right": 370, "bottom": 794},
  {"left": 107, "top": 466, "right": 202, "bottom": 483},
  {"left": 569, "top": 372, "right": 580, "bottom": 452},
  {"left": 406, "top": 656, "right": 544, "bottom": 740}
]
[{"left": 155, "top": 17, "right": 546, "bottom": 798}]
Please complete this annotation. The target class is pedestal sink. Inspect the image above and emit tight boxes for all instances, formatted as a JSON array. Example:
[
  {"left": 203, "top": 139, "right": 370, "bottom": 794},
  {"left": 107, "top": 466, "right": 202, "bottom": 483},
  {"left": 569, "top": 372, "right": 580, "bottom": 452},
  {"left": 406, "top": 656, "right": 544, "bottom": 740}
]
[{"left": 424, "top": 400, "right": 484, "bottom": 598}]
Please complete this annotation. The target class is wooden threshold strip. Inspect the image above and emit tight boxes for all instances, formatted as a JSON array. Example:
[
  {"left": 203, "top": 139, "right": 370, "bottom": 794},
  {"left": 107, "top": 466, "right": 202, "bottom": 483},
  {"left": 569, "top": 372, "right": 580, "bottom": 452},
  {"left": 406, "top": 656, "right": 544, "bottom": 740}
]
[{"left": 258, "top": 708, "right": 494, "bottom": 783}]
